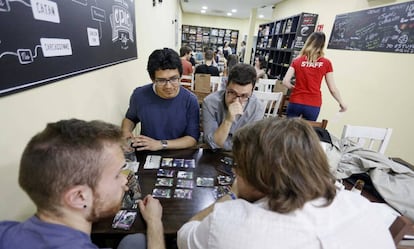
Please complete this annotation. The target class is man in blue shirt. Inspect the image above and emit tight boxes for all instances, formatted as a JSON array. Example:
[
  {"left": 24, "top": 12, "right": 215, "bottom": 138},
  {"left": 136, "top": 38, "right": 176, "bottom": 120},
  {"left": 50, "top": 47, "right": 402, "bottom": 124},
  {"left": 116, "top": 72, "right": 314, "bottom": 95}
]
[
  {"left": 0, "top": 119, "right": 165, "bottom": 249},
  {"left": 122, "top": 48, "right": 200, "bottom": 151}
]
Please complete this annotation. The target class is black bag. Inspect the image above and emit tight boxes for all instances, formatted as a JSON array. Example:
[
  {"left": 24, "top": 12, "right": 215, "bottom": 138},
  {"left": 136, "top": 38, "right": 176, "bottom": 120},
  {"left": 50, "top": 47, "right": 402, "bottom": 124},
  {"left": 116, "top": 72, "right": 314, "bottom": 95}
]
[{"left": 313, "top": 127, "right": 332, "bottom": 145}]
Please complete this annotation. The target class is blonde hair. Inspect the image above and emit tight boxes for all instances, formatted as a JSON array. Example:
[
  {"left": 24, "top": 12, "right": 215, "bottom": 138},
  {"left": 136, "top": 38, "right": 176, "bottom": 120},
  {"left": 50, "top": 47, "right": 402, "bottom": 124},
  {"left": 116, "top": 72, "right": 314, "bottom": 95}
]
[{"left": 300, "top": 32, "right": 326, "bottom": 63}]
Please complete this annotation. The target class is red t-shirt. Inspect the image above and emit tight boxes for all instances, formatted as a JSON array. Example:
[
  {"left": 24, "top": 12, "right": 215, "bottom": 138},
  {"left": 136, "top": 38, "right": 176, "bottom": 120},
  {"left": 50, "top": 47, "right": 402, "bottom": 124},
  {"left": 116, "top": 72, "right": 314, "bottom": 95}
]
[
  {"left": 289, "top": 56, "right": 333, "bottom": 107},
  {"left": 181, "top": 59, "right": 193, "bottom": 76}
]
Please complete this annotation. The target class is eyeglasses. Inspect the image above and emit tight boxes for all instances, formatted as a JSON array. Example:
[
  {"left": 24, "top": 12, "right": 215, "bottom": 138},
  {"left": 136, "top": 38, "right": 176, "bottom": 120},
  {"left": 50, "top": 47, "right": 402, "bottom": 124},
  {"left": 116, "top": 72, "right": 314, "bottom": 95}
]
[
  {"left": 226, "top": 89, "right": 251, "bottom": 102},
  {"left": 154, "top": 76, "right": 180, "bottom": 85}
]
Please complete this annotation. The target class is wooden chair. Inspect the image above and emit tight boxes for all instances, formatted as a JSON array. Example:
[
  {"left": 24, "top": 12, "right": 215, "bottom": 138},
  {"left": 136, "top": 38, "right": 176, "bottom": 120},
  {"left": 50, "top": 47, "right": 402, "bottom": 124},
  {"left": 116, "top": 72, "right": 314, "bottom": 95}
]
[
  {"left": 389, "top": 215, "right": 414, "bottom": 247},
  {"left": 256, "top": 78, "right": 276, "bottom": 92},
  {"left": 307, "top": 119, "right": 328, "bottom": 129},
  {"left": 253, "top": 91, "right": 283, "bottom": 118},
  {"left": 341, "top": 125, "right": 393, "bottom": 154},
  {"left": 180, "top": 74, "right": 193, "bottom": 90}
]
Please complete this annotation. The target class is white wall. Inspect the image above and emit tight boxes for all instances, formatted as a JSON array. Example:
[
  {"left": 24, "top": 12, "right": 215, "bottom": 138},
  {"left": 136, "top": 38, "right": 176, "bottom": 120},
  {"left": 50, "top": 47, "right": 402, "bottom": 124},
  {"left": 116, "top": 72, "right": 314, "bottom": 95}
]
[
  {"left": 0, "top": 0, "right": 180, "bottom": 220},
  {"left": 272, "top": 0, "right": 414, "bottom": 163}
]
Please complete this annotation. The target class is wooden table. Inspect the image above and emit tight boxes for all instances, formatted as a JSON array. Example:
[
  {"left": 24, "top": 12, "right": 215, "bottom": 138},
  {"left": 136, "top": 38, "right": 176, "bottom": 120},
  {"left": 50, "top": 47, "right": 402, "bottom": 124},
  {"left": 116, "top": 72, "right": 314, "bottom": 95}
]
[
  {"left": 92, "top": 148, "right": 232, "bottom": 246},
  {"left": 92, "top": 150, "right": 414, "bottom": 248}
]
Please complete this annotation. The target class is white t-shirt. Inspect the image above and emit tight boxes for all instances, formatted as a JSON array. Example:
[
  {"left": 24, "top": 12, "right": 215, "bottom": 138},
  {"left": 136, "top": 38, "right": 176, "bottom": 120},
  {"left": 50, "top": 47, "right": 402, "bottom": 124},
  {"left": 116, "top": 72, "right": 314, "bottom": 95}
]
[{"left": 177, "top": 189, "right": 395, "bottom": 249}]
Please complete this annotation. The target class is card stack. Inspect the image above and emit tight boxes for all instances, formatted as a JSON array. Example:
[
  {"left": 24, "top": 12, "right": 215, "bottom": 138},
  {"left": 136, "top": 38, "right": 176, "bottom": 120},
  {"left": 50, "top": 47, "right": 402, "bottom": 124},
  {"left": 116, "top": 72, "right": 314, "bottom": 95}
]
[{"left": 152, "top": 157, "right": 196, "bottom": 199}]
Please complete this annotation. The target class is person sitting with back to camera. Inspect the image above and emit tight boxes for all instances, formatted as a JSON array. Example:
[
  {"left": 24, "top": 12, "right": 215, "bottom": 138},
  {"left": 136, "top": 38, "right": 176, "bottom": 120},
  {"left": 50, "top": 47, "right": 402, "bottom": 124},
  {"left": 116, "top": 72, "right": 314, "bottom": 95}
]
[
  {"left": 194, "top": 49, "right": 220, "bottom": 77},
  {"left": 177, "top": 117, "right": 394, "bottom": 249},
  {"left": 121, "top": 48, "right": 200, "bottom": 151},
  {"left": 202, "top": 63, "right": 264, "bottom": 151}
]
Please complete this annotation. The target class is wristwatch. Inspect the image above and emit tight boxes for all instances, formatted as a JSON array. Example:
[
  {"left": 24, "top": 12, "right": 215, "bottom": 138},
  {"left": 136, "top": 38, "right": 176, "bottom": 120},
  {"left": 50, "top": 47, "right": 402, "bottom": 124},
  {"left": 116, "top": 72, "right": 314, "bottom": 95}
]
[{"left": 161, "top": 140, "right": 168, "bottom": 150}]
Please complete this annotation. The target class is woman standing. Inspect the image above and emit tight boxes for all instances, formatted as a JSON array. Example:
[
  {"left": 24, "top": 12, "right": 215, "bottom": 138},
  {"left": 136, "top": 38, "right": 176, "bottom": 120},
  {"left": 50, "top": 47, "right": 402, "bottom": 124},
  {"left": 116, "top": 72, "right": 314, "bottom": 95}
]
[{"left": 283, "top": 32, "right": 347, "bottom": 121}]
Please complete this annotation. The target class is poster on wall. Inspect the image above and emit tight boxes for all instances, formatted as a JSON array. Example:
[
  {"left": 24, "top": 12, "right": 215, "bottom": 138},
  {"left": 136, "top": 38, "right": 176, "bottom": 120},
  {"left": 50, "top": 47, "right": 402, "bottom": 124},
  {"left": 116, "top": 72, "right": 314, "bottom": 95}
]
[
  {"left": 328, "top": 1, "right": 414, "bottom": 53},
  {"left": 0, "top": 0, "right": 137, "bottom": 97}
]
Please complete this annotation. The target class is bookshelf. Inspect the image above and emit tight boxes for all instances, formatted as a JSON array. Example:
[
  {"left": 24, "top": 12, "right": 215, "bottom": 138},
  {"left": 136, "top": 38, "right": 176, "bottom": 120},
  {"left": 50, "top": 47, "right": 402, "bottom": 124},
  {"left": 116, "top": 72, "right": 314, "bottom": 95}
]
[
  {"left": 182, "top": 25, "right": 239, "bottom": 53},
  {"left": 254, "top": 13, "right": 318, "bottom": 79}
]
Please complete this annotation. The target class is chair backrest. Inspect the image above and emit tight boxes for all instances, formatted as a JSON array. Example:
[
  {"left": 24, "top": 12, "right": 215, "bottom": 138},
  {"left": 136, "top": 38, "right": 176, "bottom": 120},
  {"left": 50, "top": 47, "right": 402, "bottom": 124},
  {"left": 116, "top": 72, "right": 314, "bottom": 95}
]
[
  {"left": 307, "top": 119, "right": 328, "bottom": 129},
  {"left": 180, "top": 74, "right": 194, "bottom": 90},
  {"left": 210, "top": 76, "right": 222, "bottom": 92},
  {"left": 341, "top": 124, "right": 393, "bottom": 154},
  {"left": 389, "top": 215, "right": 414, "bottom": 246},
  {"left": 256, "top": 78, "right": 276, "bottom": 92},
  {"left": 253, "top": 91, "right": 283, "bottom": 118},
  {"left": 194, "top": 73, "right": 211, "bottom": 93}
]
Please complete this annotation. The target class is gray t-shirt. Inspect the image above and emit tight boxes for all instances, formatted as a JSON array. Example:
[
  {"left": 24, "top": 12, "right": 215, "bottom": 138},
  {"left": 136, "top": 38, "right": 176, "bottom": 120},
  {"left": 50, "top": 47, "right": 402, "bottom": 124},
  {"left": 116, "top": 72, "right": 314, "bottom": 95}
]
[{"left": 202, "top": 90, "right": 265, "bottom": 150}]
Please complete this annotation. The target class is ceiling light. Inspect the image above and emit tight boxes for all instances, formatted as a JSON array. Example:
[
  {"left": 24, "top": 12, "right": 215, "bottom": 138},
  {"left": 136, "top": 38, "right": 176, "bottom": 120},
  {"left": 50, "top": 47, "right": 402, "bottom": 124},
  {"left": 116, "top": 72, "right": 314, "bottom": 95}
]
[
  {"left": 202, "top": 6, "right": 208, "bottom": 10},
  {"left": 201, "top": 9, "right": 206, "bottom": 13},
  {"left": 231, "top": 9, "right": 237, "bottom": 13},
  {"left": 227, "top": 12, "right": 232, "bottom": 16},
  {"left": 259, "top": 14, "right": 264, "bottom": 18}
]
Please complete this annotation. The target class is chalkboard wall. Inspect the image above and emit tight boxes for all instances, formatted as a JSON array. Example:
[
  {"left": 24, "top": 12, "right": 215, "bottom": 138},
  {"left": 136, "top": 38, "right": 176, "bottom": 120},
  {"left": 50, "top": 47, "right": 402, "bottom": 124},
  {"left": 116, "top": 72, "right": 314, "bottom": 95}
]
[
  {"left": 0, "top": 0, "right": 137, "bottom": 97},
  {"left": 328, "top": 1, "right": 414, "bottom": 53}
]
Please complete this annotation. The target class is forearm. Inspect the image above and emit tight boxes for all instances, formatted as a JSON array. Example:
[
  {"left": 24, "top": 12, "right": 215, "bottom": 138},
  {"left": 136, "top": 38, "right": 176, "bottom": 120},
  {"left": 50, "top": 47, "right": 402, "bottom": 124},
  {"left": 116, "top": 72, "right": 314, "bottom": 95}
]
[
  {"left": 325, "top": 73, "right": 345, "bottom": 106},
  {"left": 213, "top": 120, "right": 233, "bottom": 148},
  {"left": 165, "top": 136, "right": 197, "bottom": 149},
  {"left": 146, "top": 220, "right": 165, "bottom": 249},
  {"left": 282, "top": 67, "right": 295, "bottom": 89},
  {"left": 121, "top": 118, "right": 136, "bottom": 136}
]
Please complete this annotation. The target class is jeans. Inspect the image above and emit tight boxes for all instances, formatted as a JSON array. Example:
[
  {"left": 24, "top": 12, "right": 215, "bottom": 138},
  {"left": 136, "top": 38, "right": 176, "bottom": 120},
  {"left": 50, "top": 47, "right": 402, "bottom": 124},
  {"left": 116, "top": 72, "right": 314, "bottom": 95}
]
[
  {"left": 117, "top": 233, "right": 146, "bottom": 249},
  {"left": 286, "top": 103, "right": 320, "bottom": 121}
]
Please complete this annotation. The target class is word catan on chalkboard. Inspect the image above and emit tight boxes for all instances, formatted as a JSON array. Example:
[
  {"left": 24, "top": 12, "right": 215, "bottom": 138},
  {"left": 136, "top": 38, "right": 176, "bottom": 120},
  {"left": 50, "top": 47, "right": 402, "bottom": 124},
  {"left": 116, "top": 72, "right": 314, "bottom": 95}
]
[
  {"left": 0, "top": 0, "right": 137, "bottom": 97},
  {"left": 328, "top": 1, "right": 414, "bottom": 54}
]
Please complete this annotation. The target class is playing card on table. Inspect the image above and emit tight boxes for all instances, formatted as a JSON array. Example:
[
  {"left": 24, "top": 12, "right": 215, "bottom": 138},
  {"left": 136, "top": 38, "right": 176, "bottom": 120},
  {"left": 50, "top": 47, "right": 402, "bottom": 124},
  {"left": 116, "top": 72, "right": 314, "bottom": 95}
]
[
  {"left": 172, "top": 158, "right": 184, "bottom": 168},
  {"left": 174, "top": 189, "right": 193, "bottom": 199},
  {"left": 212, "top": 185, "right": 231, "bottom": 199},
  {"left": 152, "top": 188, "right": 172, "bottom": 198},
  {"left": 155, "top": 178, "right": 174, "bottom": 187},
  {"left": 196, "top": 177, "right": 214, "bottom": 187},
  {"left": 177, "top": 170, "right": 193, "bottom": 179},
  {"left": 217, "top": 175, "right": 233, "bottom": 185},
  {"left": 161, "top": 157, "right": 173, "bottom": 167},
  {"left": 157, "top": 169, "right": 175, "bottom": 177},
  {"left": 176, "top": 179, "right": 194, "bottom": 189},
  {"left": 184, "top": 159, "right": 196, "bottom": 168}
]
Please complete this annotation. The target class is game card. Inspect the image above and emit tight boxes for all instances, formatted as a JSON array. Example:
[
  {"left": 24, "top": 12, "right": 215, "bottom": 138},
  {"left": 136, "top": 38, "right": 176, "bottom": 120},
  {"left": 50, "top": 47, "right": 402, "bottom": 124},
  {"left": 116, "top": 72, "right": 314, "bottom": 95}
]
[
  {"left": 176, "top": 179, "right": 194, "bottom": 189},
  {"left": 177, "top": 170, "right": 193, "bottom": 179},
  {"left": 212, "top": 186, "right": 231, "bottom": 199},
  {"left": 174, "top": 189, "right": 193, "bottom": 199},
  {"left": 172, "top": 158, "right": 184, "bottom": 168},
  {"left": 112, "top": 210, "right": 137, "bottom": 230},
  {"left": 155, "top": 178, "right": 174, "bottom": 187},
  {"left": 217, "top": 175, "right": 233, "bottom": 185},
  {"left": 161, "top": 157, "right": 173, "bottom": 167},
  {"left": 157, "top": 169, "right": 175, "bottom": 177},
  {"left": 196, "top": 177, "right": 215, "bottom": 187},
  {"left": 152, "top": 188, "right": 172, "bottom": 198},
  {"left": 184, "top": 159, "right": 196, "bottom": 168}
]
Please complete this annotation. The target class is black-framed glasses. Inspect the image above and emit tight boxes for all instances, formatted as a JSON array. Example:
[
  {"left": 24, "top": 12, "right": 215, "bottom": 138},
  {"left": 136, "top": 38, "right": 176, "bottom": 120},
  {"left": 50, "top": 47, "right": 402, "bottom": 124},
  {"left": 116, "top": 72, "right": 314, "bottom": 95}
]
[
  {"left": 225, "top": 89, "right": 251, "bottom": 102},
  {"left": 154, "top": 76, "right": 180, "bottom": 85}
]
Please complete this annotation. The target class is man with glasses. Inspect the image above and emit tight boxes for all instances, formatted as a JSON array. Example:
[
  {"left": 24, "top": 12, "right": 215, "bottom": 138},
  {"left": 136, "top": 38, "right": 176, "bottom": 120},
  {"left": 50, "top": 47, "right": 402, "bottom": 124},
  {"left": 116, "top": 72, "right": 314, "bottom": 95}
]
[
  {"left": 121, "top": 48, "right": 200, "bottom": 151},
  {"left": 202, "top": 63, "right": 264, "bottom": 150}
]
